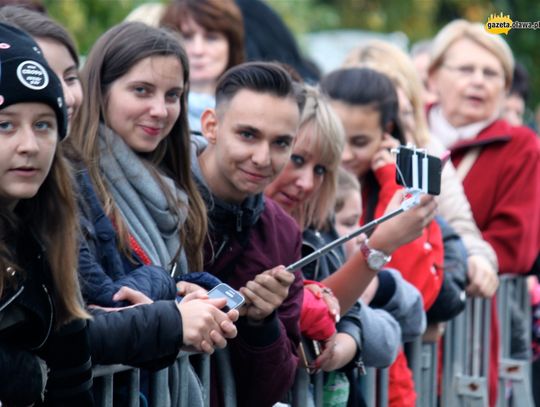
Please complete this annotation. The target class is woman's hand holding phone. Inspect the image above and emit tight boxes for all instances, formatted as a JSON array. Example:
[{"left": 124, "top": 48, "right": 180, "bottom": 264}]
[
  {"left": 371, "top": 134, "right": 400, "bottom": 172},
  {"left": 177, "top": 290, "right": 239, "bottom": 354}
]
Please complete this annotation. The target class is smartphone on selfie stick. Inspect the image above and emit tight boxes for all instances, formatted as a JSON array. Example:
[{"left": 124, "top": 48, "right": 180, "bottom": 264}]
[{"left": 285, "top": 145, "right": 442, "bottom": 272}]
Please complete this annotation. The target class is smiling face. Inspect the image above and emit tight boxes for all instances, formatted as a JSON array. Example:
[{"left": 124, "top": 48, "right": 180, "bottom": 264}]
[
  {"left": 330, "top": 100, "right": 384, "bottom": 179},
  {"left": 181, "top": 15, "right": 229, "bottom": 94},
  {"left": 105, "top": 55, "right": 184, "bottom": 153},
  {"left": 429, "top": 38, "right": 506, "bottom": 127},
  {"left": 265, "top": 122, "right": 327, "bottom": 214},
  {"left": 36, "top": 37, "right": 82, "bottom": 127},
  {"left": 0, "top": 103, "right": 57, "bottom": 210},
  {"left": 201, "top": 89, "right": 300, "bottom": 203}
]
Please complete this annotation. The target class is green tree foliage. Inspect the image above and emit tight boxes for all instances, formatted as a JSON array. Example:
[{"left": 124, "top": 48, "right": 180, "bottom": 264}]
[
  {"left": 44, "top": 0, "right": 540, "bottom": 111},
  {"left": 44, "top": 0, "right": 155, "bottom": 54}
]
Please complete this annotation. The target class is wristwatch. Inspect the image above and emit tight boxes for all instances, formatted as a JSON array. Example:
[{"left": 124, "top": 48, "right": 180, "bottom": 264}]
[{"left": 360, "top": 239, "right": 392, "bottom": 271}]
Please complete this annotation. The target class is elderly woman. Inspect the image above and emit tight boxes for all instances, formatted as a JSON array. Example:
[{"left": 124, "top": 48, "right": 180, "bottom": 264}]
[{"left": 426, "top": 19, "right": 540, "bottom": 406}]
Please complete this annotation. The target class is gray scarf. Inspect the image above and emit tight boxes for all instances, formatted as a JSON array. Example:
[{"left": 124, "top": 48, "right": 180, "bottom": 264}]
[{"left": 98, "top": 124, "right": 189, "bottom": 275}]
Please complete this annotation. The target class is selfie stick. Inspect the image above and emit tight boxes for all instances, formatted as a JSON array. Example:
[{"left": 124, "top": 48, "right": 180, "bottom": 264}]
[
  {"left": 285, "top": 193, "right": 420, "bottom": 272},
  {"left": 286, "top": 145, "right": 431, "bottom": 273}
]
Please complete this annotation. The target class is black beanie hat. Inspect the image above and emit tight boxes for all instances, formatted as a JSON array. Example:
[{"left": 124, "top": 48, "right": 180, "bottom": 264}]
[{"left": 0, "top": 22, "right": 67, "bottom": 139}]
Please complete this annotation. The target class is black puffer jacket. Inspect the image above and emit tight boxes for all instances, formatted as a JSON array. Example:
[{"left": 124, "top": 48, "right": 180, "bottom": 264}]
[
  {"left": 0, "top": 227, "right": 93, "bottom": 406},
  {"left": 88, "top": 300, "right": 183, "bottom": 369}
]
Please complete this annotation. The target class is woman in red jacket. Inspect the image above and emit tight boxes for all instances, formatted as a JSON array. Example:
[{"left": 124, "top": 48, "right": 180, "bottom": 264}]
[
  {"left": 321, "top": 67, "right": 444, "bottom": 407},
  {"left": 427, "top": 19, "right": 540, "bottom": 407}
]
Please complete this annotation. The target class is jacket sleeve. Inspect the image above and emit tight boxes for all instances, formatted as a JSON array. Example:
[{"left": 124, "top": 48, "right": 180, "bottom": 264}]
[
  {"left": 336, "top": 301, "right": 364, "bottom": 371},
  {"left": 476, "top": 133, "right": 540, "bottom": 274},
  {"left": 0, "top": 343, "right": 46, "bottom": 405},
  {"left": 357, "top": 301, "right": 401, "bottom": 368},
  {"left": 88, "top": 300, "right": 182, "bottom": 369},
  {"left": 428, "top": 138, "right": 498, "bottom": 270},
  {"left": 426, "top": 217, "right": 467, "bottom": 323},
  {"left": 77, "top": 170, "right": 176, "bottom": 306},
  {"left": 371, "top": 269, "right": 426, "bottom": 342},
  {"left": 373, "top": 165, "right": 444, "bottom": 310},
  {"left": 78, "top": 237, "right": 176, "bottom": 307},
  {"left": 36, "top": 319, "right": 93, "bottom": 406}
]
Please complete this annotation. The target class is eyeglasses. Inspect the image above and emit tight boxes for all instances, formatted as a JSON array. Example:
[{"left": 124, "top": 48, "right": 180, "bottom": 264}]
[{"left": 442, "top": 64, "right": 503, "bottom": 82}]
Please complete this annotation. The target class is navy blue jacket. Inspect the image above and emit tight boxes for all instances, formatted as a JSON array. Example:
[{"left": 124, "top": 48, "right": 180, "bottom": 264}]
[{"left": 76, "top": 170, "right": 176, "bottom": 307}]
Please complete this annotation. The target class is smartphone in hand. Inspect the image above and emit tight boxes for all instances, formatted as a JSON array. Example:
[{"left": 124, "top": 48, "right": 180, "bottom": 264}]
[{"left": 207, "top": 283, "right": 245, "bottom": 312}]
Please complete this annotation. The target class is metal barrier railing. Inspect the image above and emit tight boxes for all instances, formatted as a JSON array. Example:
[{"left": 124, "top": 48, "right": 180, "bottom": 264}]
[
  {"left": 497, "top": 276, "right": 534, "bottom": 407},
  {"left": 89, "top": 276, "right": 535, "bottom": 407},
  {"left": 439, "top": 296, "right": 491, "bottom": 407},
  {"left": 92, "top": 353, "right": 211, "bottom": 407}
]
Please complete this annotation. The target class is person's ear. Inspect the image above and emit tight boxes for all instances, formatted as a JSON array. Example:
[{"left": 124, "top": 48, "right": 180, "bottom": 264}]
[{"left": 201, "top": 108, "right": 218, "bottom": 144}]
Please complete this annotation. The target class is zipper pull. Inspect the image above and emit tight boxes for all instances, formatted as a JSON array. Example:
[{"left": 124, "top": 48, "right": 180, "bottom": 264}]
[
  {"left": 357, "top": 358, "right": 367, "bottom": 376},
  {"left": 236, "top": 209, "right": 243, "bottom": 232}
]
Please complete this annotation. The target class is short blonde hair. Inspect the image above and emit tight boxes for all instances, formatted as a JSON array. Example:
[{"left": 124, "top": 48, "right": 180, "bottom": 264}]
[
  {"left": 124, "top": 3, "right": 165, "bottom": 27},
  {"left": 428, "top": 19, "right": 514, "bottom": 90},
  {"left": 343, "top": 40, "right": 430, "bottom": 146},
  {"left": 292, "top": 85, "right": 345, "bottom": 230}
]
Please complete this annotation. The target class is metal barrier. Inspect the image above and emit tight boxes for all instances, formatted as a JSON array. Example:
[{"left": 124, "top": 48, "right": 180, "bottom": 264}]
[
  {"left": 291, "top": 368, "right": 324, "bottom": 406},
  {"left": 497, "top": 276, "right": 534, "bottom": 407},
  {"left": 90, "top": 276, "right": 535, "bottom": 407},
  {"left": 359, "top": 367, "right": 389, "bottom": 407},
  {"left": 440, "top": 296, "right": 491, "bottom": 406},
  {"left": 92, "top": 353, "right": 211, "bottom": 407}
]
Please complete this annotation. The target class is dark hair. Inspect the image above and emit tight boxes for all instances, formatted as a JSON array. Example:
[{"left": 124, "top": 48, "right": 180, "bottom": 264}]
[
  {"left": 0, "top": 0, "right": 45, "bottom": 13},
  {"left": 0, "top": 5, "right": 78, "bottom": 65},
  {"left": 510, "top": 62, "right": 529, "bottom": 102},
  {"left": 235, "top": 0, "right": 320, "bottom": 83},
  {"left": 320, "top": 67, "right": 405, "bottom": 144},
  {"left": 71, "top": 22, "right": 207, "bottom": 272},
  {"left": 215, "top": 61, "right": 303, "bottom": 112},
  {"left": 160, "top": 0, "right": 244, "bottom": 71}
]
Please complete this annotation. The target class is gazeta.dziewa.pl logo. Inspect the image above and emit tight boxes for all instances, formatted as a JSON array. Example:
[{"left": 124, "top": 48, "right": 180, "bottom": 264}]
[
  {"left": 485, "top": 13, "right": 513, "bottom": 34},
  {"left": 485, "top": 12, "right": 540, "bottom": 34}
]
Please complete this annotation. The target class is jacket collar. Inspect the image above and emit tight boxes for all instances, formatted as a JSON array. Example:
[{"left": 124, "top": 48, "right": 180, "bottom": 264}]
[{"left": 450, "top": 119, "right": 512, "bottom": 153}]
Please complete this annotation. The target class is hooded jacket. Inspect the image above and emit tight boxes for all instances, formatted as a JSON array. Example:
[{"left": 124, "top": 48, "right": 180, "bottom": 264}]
[{"left": 191, "top": 136, "right": 304, "bottom": 407}]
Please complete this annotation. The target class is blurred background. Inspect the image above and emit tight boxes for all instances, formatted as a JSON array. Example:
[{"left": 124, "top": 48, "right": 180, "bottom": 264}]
[{"left": 41, "top": 0, "right": 540, "bottom": 125}]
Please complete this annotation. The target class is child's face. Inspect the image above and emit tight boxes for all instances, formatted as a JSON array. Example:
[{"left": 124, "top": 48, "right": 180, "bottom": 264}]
[
  {"left": 105, "top": 55, "right": 184, "bottom": 153},
  {"left": 330, "top": 101, "right": 384, "bottom": 179},
  {"left": 0, "top": 103, "right": 57, "bottom": 209},
  {"left": 335, "top": 190, "right": 363, "bottom": 259}
]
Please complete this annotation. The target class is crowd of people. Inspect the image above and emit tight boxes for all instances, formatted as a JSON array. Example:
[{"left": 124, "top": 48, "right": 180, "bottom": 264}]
[{"left": 0, "top": 0, "right": 539, "bottom": 406}]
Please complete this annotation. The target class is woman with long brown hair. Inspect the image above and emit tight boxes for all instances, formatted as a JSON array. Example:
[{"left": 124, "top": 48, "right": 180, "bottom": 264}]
[
  {"left": 0, "top": 22, "right": 92, "bottom": 405},
  {"left": 71, "top": 21, "right": 207, "bottom": 281}
]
